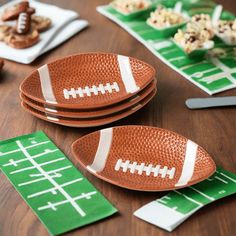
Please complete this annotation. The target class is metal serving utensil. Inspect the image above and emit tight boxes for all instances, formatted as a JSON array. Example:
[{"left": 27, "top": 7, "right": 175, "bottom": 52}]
[{"left": 186, "top": 97, "right": 236, "bottom": 109}]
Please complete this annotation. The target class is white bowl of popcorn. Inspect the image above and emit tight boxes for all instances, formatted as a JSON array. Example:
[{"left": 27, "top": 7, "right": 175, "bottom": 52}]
[{"left": 215, "top": 19, "right": 236, "bottom": 46}]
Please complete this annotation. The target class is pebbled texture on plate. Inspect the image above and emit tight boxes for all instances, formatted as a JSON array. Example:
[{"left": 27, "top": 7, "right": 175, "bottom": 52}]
[
  {"left": 20, "top": 78, "right": 156, "bottom": 118},
  {"left": 21, "top": 89, "right": 156, "bottom": 127},
  {"left": 72, "top": 126, "right": 216, "bottom": 191},
  {"left": 20, "top": 53, "right": 156, "bottom": 109}
]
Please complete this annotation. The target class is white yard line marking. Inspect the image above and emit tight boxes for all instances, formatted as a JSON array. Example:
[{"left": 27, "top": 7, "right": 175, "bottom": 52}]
[
  {"left": 219, "top": 190, "right": 226, "bottom": 194},
  {"left": 10, "top": 157, "right": 65, "bottom": 174},
  {"left": 126, "top": 21, "right": 146, "bottom": 27},
  {"left": 32, "top": 149, "right": 59, "bottom": 158},
  {"left": 4, "top": 159, "right": 18, "bottom": 167},
  {"left": 191, "top": 67, "right": 219, "bottom": 78},
  {"left": 138, "top": 28, "right": 158, "bottom": 34},
  {"left": 163, "top": 196, "right": 171, "bottom": 200},
  {"left": 214, "top": 176, "right": 228, "bottom": 184},
  {"left": 161, "top": 48, "right": 179, "bottom": 55},
  {"left": 158, "top": 199, "right": 167, "bottom": 204},
  {"left": 169, "top": 56, "right": 186, "bottom": 62},
  {"left": 151, "top": 40, "right": 173, "bottom": 50},
  {"left": 38, "top": 191, "right": 97, "bottom": 211},
  {"left": 29, "top": 166, "right": 72, "bottom": 177},
  {"left": 200, "top": 57, "right": 236, "bottom": 84},
  {"left": 180, "top": 61, "right": 208, "bottom": 70},
  {"left": 27, "top": 178, "right": 83, "bottom": 199},
  {"left": 0, "top": 141, "right": 50, "bottom": 157},
  {"left": 189, "top": 186, "right": 215, "bottom": 201},
  {"left": 3, "top": 149, "right": 59, "bottom": 167},
  {"left": 19, "top": 175, "right": 60, "bottom": 186},
  {"left": 207, "top": 178, "right": 214, "bottom": 181},
  {"left": 174, "top": 190, "right": 203, "bottom": 206},
  {"left": 16, "top": 140, "right": 86, "bottom": 217},
  {"left": 220, "top": 172, "right": 236, "bottom": 183},
  {"left": 19, "top": 172, "right": 64, "bottom": 186}
]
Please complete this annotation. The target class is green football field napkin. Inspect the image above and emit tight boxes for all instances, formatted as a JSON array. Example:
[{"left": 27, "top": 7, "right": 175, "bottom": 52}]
[
  {"left": 97, "top": 1, "right": 236, "bottom": 95},
  {"left": 134, "top": 167, "right": 236, "bottom": 232},
  {"left": 0, "top": 131, "right": 117, "bottom": 235}
]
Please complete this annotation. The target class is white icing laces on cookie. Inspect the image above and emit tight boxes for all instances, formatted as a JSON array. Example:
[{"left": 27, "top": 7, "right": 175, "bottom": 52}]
[
  {"left": 114, "top": 159, "right": 176, "bottom": 179},
  {"left": 17, "top": 12, "right": 28, "bottom": 33},
  {"left": 63, "top": 82, "right": 120, "bottom": 99}
]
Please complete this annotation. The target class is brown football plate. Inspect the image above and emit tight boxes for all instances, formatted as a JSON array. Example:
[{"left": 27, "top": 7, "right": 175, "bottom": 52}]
[
  {"left": 20, "top": 53, "right": 156, "bottom": 109},
  {"left": 20, "top": 78, "right": 156, "bottom": 118},
  {"left": 72, "top": 126, "right": 216, "bottom": 191},
  {"left": 21, "top": 88, "right": 156, "bottom": 127}
]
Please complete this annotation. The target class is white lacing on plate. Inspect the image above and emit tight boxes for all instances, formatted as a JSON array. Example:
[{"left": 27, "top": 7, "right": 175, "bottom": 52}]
[
  {"left": 63, "top": 82, "right": 120, "bottom": 99},
  {"left": 18, "top": 13, "right": 27, "bottom": 33},
  {"left": 114, "top": 159, "right": 176, "bottom": 179}
]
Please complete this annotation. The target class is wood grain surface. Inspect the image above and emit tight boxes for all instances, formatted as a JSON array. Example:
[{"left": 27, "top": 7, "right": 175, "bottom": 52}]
[{"left": 0, "top": 0, "right": 236, "bottom": 235}]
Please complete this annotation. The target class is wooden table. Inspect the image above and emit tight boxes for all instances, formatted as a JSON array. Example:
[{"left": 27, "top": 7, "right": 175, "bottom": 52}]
[{"left": 0, "top": 0, "right": 236, "bottom": 235}]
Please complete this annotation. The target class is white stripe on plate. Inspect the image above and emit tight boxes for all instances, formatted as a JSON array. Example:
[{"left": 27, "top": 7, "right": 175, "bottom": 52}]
[
  {"left": 45, "top": 107, "right": 58, "bottom": 113},
  {"left": 175, "top": 140, "right": 198, "bottom": 187},
  {"left": 46, "top": 116, "right": 59, "bottom": 121},
  {"left": 117, "top": 55, "right": 140, "bottom": 93},
  {"left": 87, "top": 128, "right": 113, "bottom": 173},
  {"left": 38, "top": 64, "right": 57, "bottom": 104}
]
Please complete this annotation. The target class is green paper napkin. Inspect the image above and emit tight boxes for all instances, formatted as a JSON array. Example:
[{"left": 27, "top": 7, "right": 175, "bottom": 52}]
[
  {"left": 134, "top": 167, "right": 236, "bottom": 232},
  {"left": 0, "top": 131, "right": 117, "bottom": 235}
]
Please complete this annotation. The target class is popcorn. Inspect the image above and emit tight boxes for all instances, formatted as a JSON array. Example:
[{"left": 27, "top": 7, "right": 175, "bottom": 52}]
[
  {"left": 191, "top": 14, "right": 214, "bottom": 39},
  {"left": 174, "top": 23, "right": 214, "bottom": 53},
  {"left": 173, "top": 13, "right": 216, "bottom": 54},
  {"left": 112, "top": 0, "right": 150, "bottom": 14},
  {"left": 147, "top": 6, "right": 186, "bottom": 29},
  {"left": 186, "top": 22, "right": 213, "bottom": 41},
  {"left": 215, "top": 19, "right": 236, "bottom": 45}
]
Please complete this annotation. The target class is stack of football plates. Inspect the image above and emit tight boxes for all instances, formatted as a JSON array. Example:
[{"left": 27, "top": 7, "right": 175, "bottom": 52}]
[{"left": 19, "top": 53, "right": 157, "bottom": 127}]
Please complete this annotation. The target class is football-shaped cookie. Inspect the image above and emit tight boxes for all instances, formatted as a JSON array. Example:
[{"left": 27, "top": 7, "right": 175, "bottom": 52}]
[
  {"left": 2, "top": 1, "right": 29, "bottom": 21},
  {"left": 72, "top": 126, "right": 216, "bottom": 191},
  {"left": 20, "top": 53, "right": 155, "bottom": 109}
]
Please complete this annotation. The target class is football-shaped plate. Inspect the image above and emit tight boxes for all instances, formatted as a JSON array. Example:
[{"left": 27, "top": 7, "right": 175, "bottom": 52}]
[
  {"left": 20, "top": 53, "right": 155, "bottom": 109},
  {"left": 21, "top": 89, "right": 156, "bottom": 127},
  {"left": 20, "top": 78, "right": 156, "bottom": 118},
  {"left": 72, "top": 126, "right": 216, "bottom": 191}
]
